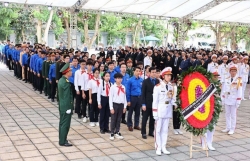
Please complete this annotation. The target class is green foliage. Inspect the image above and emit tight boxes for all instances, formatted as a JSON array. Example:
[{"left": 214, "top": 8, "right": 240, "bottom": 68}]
[
  {"left": 33, "top": 8, "right": 64, "bottom": 38},
  {"left": 176, "top": 66, "right": 222, "bottom": 136},
  {"left": 0, "top": 6, "right": 19, "bottom": 40}
]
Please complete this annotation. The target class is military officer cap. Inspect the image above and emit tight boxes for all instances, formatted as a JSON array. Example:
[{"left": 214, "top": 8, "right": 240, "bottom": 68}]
[
  {"left": 222, "top": 55, "right": 228, "bottom": 60},
  {"left": 161, "top": 67, "right": 172, "bottom": 76},
  {"left": 211, "top": 54, "right": 217, "bottom": 59},
  {"left": 212, "top": 71, "right": 220, "bottom": 76},
  {"left": 232, "top": 56, "right": 237, "bottom": 61},
  {"left": 243, "top": 56, "right": 249, "bottom": 60},
  {"left": 60, "top": 63, "right": 71, "bottom": 74},
  {"left": 229, "top": 64, "right": 237, "bottom": 71},
  {"left": 126, "top": 59, "right": 133, "bottom": 63}
]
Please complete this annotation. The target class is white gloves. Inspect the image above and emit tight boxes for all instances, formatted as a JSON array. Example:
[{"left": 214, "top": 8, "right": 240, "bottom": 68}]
[
  {"left": 154, "top": 116, "right": 159, "bottom": 121},
  {"left": 236, "top": 104, "right": 240, "bottom": 108},
  {"left": 66, "top": 109, "right": 71, "bottom": 114}
]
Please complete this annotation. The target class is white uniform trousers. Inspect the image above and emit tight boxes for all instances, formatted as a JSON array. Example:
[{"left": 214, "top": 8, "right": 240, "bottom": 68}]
[
  {"left": 154, "top": 118, "right": 169, "bottom": 151},
  {"left": 225, "top": 105, "right": 237, "bottom": 131},
  {"left": 242, "top": 82, "right": 247, "bottom": 98},
  {"left": 201, "top": 128, "right": 215, "bottom": 147}
]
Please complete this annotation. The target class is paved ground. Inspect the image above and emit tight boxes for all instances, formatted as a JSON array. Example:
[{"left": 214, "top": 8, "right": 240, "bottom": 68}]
[{"left": 0, "top": 63, "right": 250, "bottom": 161}]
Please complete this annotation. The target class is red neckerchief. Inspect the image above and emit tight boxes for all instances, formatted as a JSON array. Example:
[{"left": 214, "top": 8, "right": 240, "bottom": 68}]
[
  {"left": 117, "top": 85, "right": 125, "bottom": 95},
  {"left": 81, "top": 70, "right": 85, "bottom": 75},
  {"left": 106, "top": 83, "right": 110, "bottom": 96},
  {"left": 87, "top": 73, "right": 94, "bottom": 80},
  {"left": 94, "top": 79, "right": 100, "bottom": 86}
]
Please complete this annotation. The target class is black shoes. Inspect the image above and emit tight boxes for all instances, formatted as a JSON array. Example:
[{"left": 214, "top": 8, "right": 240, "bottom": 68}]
[
  {"left": 51, "top": 99, "right": 55, "bottom": 102},
  {"left": 59, "top": 143, "right": 72, "bottom": 147},
  {"left": 104, "top": 129, "right": 111, "bottom": 133},
  {"left": 45, "top": 94, "right": 48, "bottom": 96},
  {"left": 142, "top": 134, "right": 147, "bottom": 139},
  {"left": 78, "top": 114, "right": 82, "bottom": 119},
  {"left": 39, "top": 91, "right": 42, "bottom": 94},
  {"left": 100, "top": 130, "right": 105, "bottom": 134},
  {"left": 121, "top": 120, "right": 127, "bottom": 124},
  {"left": 148, "top": 133, "right": 154, "bottom": 137}
]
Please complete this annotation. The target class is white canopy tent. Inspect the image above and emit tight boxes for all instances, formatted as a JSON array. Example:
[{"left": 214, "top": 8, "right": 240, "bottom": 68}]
[
  {"left": 0, "top": 0, "right": 250, "bottom": 24},
  {"left": 1, "top": 0, "right": 250, "bottom": 48}
]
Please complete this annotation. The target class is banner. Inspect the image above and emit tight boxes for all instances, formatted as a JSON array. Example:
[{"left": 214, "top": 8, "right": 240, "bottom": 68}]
[{"left": 181, "top": 83, "right": 216, "bottom": 120}]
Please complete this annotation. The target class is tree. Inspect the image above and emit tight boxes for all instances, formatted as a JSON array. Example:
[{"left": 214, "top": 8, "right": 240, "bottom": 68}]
[
  {"left": 33, "top": 7, "right": 64, "bottom": 44},
  {"left": 77, "top": 12, "right": 100, "bottom": 49},
  {"left": 0, "top": 6, "right": 18, "bottom": 40},
  {"left": 209, "top": 23, "right": 231, "bottom": 50}
]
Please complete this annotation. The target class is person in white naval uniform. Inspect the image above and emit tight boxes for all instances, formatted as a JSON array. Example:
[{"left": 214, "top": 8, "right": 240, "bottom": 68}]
[
  {"left": 221, "top": 64, "right": 242, "bottom": 135},
  {"left": 152, "top": 67, "right": 176, "bottom": 156},
  {"left": 239, "top": 56, "right": 249, "bottom": 100},
  {"left": 228, "top": 56, "right": 239, "bottom": 76},
  {"left": 201, "top": 71, "right": 221, "bottom": 151},
  {"left": 207, "top": 54, "right": 219, "bottom": 73},
  {"left": 218, "top": 55, "right": 229, "bottom": 87}
]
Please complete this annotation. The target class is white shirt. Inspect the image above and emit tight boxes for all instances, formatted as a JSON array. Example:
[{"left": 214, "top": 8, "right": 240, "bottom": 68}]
[
  {"left": 97, "top": 79, "right": 112, "bottom": 105},
  {"left": 74, "top": 69, "right": 86, "bottom": 91},
  {"left": 152, "top": 81, "right": 176, "bottom": 118},
  {"left": 109, "top": 83, "right": 127, "bottom": 110},
  {"left": 239, "top": 63, "right": 249, "bottom": 83},
  {"left": 87, "top": 78, "right": 100, "bottom": 94},
  {"left": 218, "top": 63, "right": 229, "bottom": 83},
  {"left": 207, "top": 62, "right": 219, "bottom": 73},
  {"left": 221, "top": 76, "right": 242, "bottom": 106},
  {"left": 144, "top": 56, "right": 152, "bottom": 67},
  {"left": 81, "top": 71, "right": 93, "bottom": 91}
]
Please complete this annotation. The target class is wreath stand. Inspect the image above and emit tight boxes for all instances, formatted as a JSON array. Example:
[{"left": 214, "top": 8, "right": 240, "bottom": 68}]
[{"left": 189, "top": 133, "right": 209, "bottom": 158}]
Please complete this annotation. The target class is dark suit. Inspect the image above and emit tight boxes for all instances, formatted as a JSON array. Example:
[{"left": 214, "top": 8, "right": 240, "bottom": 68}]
[
  {"left": 136, "top": 52, "right": 144, "bottom": 62},
  {"left": 141, "top": 78, "right": 159, "bottom": 135},
  {"left": 172, "top": 56, "right": 181, "bottom": 80},
  {"left": 192, "top": 59, "right": 202, "bottom": 68}
]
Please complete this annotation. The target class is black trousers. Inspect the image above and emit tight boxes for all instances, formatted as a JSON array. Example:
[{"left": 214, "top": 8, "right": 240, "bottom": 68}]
[
  {"left": 122, "top": 106, "right": 129, "bottom": 121},
  {"left": 141, "top": 107, "right": 154, "bottom": 135},
  {"left": 100, "top": 96, "right": 110, "bottom": 131},
  {"left": 17, "top": 62, "right": 22, "bottom": 79},
  {"left": 75, "top": 86, "right": 84, "bottom": 114},
  {"left": 23, "top": 65, "right": 28, "bottom": 81},
  {"left": 51, "top": 78, "right": 57, "bottom": 99},
  {"left": 82, "top": 90, "right": 90, "bottom": 117},
  {"left": 173, "top": 106, "right": 181, "bottom": 129},
  {"left": 28, "top": 69, "right": 32, "bottom": 83},
  {"left": 38, "top": 70, "right": 44, "bottom": 92},
  {"left": 70, "top": 83, "right": 76, "bottom": 101},
  {"left": 89, "top": 93, "right": 99, "bottom": 122},
  {"left": 32, "top": 73, "right": 37, "bottom": 89},
  {"left": 127, "top": 96, "right": 141, "bottom": 127},
  {"left": 13, "top": 62, "right": 17, "bottom": 77},
  {"left": 111, "top": 103, "right": 124, "bottom": 134}
]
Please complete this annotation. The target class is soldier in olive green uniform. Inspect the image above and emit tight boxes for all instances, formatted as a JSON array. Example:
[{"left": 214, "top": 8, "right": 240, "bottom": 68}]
[
  {"left": 42, "top": 54, "right": 51, "bottom": 97},
  {"left": 58, "top": 63, "right": 73, "bottom": 146},
  {"left": 126, "top": 59, "right": 134, "bottom": 77},
  {"left": 45, "top": 54, "right": 53, "bottom": 99},
  {"left": 42, "top": 57, "right": 47, "bottom": 96}
]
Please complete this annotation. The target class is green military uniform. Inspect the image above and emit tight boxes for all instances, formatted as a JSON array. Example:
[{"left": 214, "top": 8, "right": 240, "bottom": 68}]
[
  {"left": 56, "top": 60, "right": 65, "bottom": 102},
  {"left": 126, "top": 67, "right": 134, "bottom": 77},
  {"left": 45, "top": 60, "right": 52, "bottom": 98},
  {"left": 58, "top": 63, "right": 73, "bottom": 146},
  {"left": 42, "top": 60, "right": 47, "bottom": 96}
]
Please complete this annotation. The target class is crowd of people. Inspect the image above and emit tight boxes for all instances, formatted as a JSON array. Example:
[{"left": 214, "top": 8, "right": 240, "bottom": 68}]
[{"left": 0, "top": 40, "right": 248, "bottom": 155}]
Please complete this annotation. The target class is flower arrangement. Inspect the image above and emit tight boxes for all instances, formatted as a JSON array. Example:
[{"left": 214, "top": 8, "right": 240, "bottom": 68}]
[{"left": 177, "top": 66, "right": 222, "bottom": 136}]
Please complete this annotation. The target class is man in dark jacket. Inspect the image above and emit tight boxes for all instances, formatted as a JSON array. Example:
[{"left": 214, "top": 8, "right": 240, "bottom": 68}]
[{"left": 141, "top": 67, "right": 159, "bottom": 139}]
